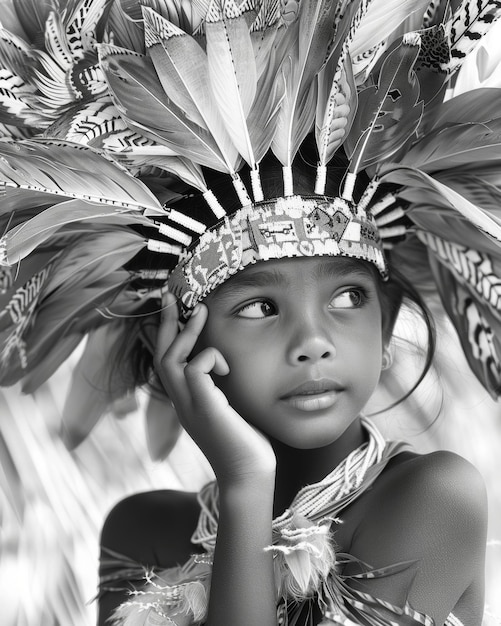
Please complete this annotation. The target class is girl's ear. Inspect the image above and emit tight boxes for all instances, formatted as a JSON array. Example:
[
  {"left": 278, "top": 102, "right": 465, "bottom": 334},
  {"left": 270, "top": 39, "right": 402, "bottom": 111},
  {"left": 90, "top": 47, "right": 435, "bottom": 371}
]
[{"left": 381, "top": 345, "right": 393, "bottom": 371}]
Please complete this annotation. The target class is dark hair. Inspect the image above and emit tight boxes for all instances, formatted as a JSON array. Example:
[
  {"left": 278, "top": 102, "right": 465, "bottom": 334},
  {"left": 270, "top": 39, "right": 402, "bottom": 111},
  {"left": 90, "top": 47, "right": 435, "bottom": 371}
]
[{"left": 374, "top": 263, "right": 437, "bottom": 410}]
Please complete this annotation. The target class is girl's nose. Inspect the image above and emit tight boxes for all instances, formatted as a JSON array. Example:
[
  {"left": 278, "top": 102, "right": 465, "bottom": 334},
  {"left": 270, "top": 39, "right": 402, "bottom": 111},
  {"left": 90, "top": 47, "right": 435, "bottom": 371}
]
[{"left": 287, "top": 318, "right": 336, "bottom": 364}]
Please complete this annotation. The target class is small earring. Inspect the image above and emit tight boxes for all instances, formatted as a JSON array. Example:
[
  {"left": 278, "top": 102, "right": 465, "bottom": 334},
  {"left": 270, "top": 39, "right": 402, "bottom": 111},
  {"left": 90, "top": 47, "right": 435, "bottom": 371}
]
[{"left": 381, "top": 348, "right": 393, "bottom": 371}]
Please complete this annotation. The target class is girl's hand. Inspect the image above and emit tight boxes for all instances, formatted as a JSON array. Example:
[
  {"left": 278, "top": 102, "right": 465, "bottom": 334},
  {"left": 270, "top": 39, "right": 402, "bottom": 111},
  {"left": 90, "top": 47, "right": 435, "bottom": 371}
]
[{"left": 154, "top": 293, "right": 276, "bottom": 487}]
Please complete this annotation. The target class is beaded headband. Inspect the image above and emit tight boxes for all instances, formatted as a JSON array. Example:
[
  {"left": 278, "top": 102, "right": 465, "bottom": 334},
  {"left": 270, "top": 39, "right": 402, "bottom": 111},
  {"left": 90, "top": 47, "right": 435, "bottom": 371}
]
[
  {"left": 1, "top": 0, "right": 501, "bottom": 452},
  {"left": 168, "top": 193, "right": 387, "bottom": 311}
]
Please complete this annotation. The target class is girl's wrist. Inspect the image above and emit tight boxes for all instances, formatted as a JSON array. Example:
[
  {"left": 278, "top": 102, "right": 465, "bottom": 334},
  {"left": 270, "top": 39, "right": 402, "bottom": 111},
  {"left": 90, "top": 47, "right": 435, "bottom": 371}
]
[{"left": 217, "top": 469, "right": 276, "bottom": 498}]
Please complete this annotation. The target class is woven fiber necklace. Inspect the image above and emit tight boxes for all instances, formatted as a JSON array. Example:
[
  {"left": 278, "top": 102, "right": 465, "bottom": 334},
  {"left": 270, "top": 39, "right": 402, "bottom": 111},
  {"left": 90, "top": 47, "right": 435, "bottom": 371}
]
[{"left": 191, "top": 417, "right": 387, "bottom": 600}]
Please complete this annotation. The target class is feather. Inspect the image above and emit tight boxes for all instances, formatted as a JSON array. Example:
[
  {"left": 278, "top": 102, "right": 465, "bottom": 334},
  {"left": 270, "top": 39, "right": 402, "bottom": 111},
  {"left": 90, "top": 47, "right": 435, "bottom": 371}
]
[
  {"left": 105, "top": 0, "right": 148, "bottom": 53},
  {"left": 0, "top": 199, "right": 145, "bottom": 265},
  {"left": 425, "top": 243, "right": 501, "bottom": 397},
  {"left": 12, "top": 273, "right": 134, "bottom": 384},
  {"left": 425, "top": 87, "right": 501, "bottom": 132},
  {"left": 100, "top": 43, "right": 239, "bottom": 173},
  {"left": 272, "top": 0, "right": 340, "bottom": 175},
  {"left": 0, "top": 21, "right": 39, "bottom": 83},
  {"left": 434, "top": 170, "right": 501, "bottom": 221},
  {"left": 141, "top": 7, "right": 240, "bottom": 175},
  {"left": 44, "top": 97, "right": 209, "bottom": 189},
  {"left": 400, "top": 117, "right": 501, "bottom": 172},
  {"left": 43, "top": 97, "right": 132, "bottom": 145},
  {"left": 145, "top": 394, "right": 182, "bottom": 460},
  {"left": 250, "top": 0, "right": 282, "bottom": 78},
  {"left": 41, "top": 229, "right": 145, "bottom": 295},
  {"left": 413, "top": 24, "right": 450, "bottom": 111},
  {"left": 380, "top": 165, "right": 501, "bottom": 244},
  {"left": 315, "top": 45, "right": 357, "bottom": 176},
  {"left": 7, "top": 0, "right": 56, "bottom": 43},
  {"left": 204, "top": 1, "right": 258, "bottom": 169},
  {"left": 349, "top": 0, "right": 430, "bottom": 63},
  {"left": 346, "top": 34, "right": 423, "bottom": 179},
  {"left": 446, "top": 0, "right": 501, "bottom": 75},
  {"left": 61, "top": 0, "right": 112, "bottom": 58},
  {"left": 0, "top": 138, "right": 162, "bottom": 210}
]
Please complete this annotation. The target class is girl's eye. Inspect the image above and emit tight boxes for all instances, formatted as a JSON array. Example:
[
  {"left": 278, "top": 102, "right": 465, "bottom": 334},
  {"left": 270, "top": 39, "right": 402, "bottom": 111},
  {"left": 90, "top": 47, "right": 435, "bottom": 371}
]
[
  {"left": 329, "top": 289, "right": 365, "bottom": 309},
  {"left": 237, "top": 300, "right": 277, "bottom": 319}
]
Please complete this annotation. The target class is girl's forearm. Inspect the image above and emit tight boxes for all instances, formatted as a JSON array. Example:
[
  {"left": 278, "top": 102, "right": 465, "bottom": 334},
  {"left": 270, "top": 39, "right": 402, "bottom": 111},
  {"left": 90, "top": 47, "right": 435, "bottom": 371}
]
[{"left": 204, "top": 476, "right": 277, "bottom": 626}]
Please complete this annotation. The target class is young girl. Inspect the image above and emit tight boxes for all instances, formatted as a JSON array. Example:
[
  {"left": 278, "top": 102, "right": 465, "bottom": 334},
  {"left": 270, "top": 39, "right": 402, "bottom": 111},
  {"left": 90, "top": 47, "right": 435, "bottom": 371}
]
[
  {"left": 97, "top": 158, "right": 487, "bottom": 626},
  {"left": 0, "top": 0, "right": 499, "bottom": 625}
]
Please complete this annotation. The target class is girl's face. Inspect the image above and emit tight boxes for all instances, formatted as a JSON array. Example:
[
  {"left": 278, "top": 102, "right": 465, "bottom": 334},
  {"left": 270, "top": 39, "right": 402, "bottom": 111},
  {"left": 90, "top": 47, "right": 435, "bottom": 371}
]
[{"left": 197, "top": 256, "right": 386, "bottom": 449}]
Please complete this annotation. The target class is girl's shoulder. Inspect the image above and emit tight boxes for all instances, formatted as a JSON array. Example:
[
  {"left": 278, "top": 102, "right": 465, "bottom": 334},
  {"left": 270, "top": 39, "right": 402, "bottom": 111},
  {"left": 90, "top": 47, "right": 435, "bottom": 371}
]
[
  {"left": 344, "top": 450, "right": 488, "bottom": 624},
  {"left": 354, "top": 448, "right": 488, "bottom": 553},
  {"left": 100, "top": 489, "right": 201, "bottom": 568}
]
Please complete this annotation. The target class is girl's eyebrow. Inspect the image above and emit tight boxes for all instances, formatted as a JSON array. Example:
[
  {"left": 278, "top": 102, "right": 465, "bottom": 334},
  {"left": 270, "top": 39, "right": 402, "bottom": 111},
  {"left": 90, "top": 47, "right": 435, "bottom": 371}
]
[
  {"left": 215, "top": 258, "right": 374, "bottom": 301},
  {"left": 216, "top": 268, "right": 289, "bottom": 297},
  {"left": 314, "top": 259, "right": 374, "bottom": 283}
]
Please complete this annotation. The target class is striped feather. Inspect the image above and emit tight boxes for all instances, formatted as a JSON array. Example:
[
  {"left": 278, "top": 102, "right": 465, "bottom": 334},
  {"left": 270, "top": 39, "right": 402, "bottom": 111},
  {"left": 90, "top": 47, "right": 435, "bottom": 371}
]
[
  {"left": 62, "top": 0, "right": 112, "bottom": 58},
  {"left": 424, "top": 240, "right": 501, "bottom": 397},
  {"left": 0, "top": 138, "right": 163, "bottom": 211},
  {"left": 446, "top": 0, "right": 501, "bottom": 75},
  {"left": 315, "top": 45, "right": 357, "bottom": 171},
  {"left": 349, "top": 0, "right": 430, "bottom": 64}
]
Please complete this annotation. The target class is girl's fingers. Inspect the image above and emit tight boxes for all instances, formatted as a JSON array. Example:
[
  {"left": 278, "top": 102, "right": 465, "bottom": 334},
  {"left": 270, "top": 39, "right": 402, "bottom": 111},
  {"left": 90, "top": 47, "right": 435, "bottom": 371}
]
[
  {"left": 163, "top": 303, "right": 208, "bottom": 366},
  {"left": 184, "top": 347, "right": 230, "bottom": 409}
]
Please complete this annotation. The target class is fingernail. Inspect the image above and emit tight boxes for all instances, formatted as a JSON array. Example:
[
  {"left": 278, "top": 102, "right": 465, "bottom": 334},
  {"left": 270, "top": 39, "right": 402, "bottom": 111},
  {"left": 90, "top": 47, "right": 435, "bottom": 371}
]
[{"left": 191, "top": 303, "right": 202, "bottom": 317}]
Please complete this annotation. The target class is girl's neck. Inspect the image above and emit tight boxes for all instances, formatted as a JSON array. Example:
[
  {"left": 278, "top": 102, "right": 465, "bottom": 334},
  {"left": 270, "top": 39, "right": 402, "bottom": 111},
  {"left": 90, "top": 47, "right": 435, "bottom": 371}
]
[{"left": 271, "top": 417, "right": 367, "bottom": 517}]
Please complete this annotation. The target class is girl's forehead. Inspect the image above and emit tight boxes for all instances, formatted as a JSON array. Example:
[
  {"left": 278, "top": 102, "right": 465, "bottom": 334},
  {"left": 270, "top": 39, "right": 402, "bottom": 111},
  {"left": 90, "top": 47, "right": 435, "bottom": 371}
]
[{"left": 216, "top": 257, "right": 377, "bottom": 294}]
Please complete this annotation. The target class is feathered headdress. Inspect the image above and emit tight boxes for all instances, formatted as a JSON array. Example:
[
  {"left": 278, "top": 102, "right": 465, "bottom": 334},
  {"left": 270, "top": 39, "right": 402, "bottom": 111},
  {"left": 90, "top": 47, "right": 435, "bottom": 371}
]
[{"left": 1, "top": 0, "right": 501, "bottom": 454}]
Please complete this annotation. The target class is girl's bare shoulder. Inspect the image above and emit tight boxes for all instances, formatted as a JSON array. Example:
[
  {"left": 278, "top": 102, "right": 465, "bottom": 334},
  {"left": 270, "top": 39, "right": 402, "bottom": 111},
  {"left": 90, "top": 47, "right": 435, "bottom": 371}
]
[
  {"left": 100, "top": 489, "right": 201, "bottom": 568},
  {"left": 353, "top": 449, "right": 487, "bottom": 556},
  {"left": 345, "top": 450, "right": 488, "bottom": 623}
]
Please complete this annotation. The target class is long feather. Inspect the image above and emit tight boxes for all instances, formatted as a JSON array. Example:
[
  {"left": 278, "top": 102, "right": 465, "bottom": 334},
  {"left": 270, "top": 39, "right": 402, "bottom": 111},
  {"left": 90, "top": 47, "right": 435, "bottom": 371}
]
[
  {"left": 42, "top": 230, "right": 145, "bottom": 295},
  {"left": 100, "top": 43, "right": 239, "bottom": 172},
  {"left": 315, "top": 45, "right": 357, "bottom": 172},
  {"left": 272, "top": 0, "right": 341, "bottom": 172},
  {"left": 205, "top": 0, "right": 258, "bottom": 167},
  {"left": 8, "top": 0, "right": 56, "bottom": 43},
  {"left": 401, "top": 117, "right": 501, "bottom": 172},
  {"left": 425, "top": 88, "right": 501, "bottom": 131},
  {"left": 425, "top": 242, "right": 501, "bottom": 397},
  {"left": 141, "top": 8, "right": 237, "bottom": 166},
  {"left": 346, "top": 34, "right": 423, "bottom": 177},
  {"left": 3, "top": 206, "right": 145, "bottom": 267},
  {"left": 0, "top": 138, "right": 162, "bottom": 210},
  {"left": 380, "top": 165, "right": 501, "bottom": 244},
  {"left": 18, "top": 274, "right": 133, "bottom": 378}
]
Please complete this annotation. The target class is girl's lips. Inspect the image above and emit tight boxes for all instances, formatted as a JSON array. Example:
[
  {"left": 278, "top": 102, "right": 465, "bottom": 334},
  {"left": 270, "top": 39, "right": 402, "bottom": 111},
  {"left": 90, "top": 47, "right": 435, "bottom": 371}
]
[
  {"left": 281, "top": 379, "right": 343, "bottom": 412},
  {"left": 282, "top": 391, "right": 340, "bottom": 412}
]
